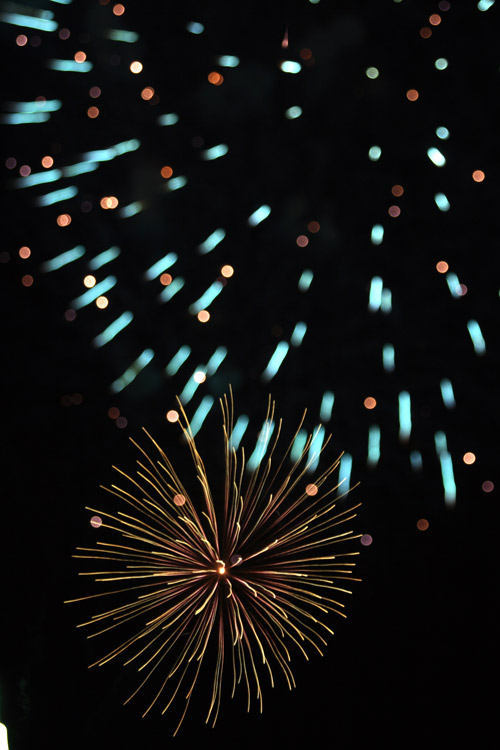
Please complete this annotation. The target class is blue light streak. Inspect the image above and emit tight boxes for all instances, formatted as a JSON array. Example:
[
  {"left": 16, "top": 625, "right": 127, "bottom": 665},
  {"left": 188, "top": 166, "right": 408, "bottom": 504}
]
[
  {"left": 144, "top": 252, "right": 178, "bottom": 280},
  {"left": 280, "top": 61, "right": 302, "bottom": 74},
  {"left": 427, "top": 147, "right": 446, "bottom": 167},
  {"left": 94, "top": 311, "right": 133, "bottom": 348},
  {"left": 434, "top": 431, "right": 448, "bottom": 454},
  {"left": 82, "top": 138, "right": 140, "bottom": 162},
  {"left": 62, "top": 161, "right": 99, "bottom": 177},
  {"left": 446, "top": 272, "right": 461, "bottom": 298},
  {"left": 186, "top": 21, "right": 204, "bottom": 34},
  {"left": 189, "top": 281, "right": 224, "bottom": 314},
  {"left": 70, "top": 276, "right": 117, "bottom": 310},
  {"left": 291, "top": 322, "right": 307, "bottom": 347},
  {"left": 159, "top": 277, "right": 185, "bottom": 302},
  {"left": 229, "top": 415, "right": 249, "bottom": 452},
  {"left": 166, "top": 346, "right": 191, "bottom": 376},
  {"left": 478, "top": 0, "right": 495, "bottom": 10},
  {"left": 381, "top": 288, "right": 392, "bottom": 313},
  {"left": 206, "top": 347, "right": 227, "bottom": 375},
  {"left": 337, "top": 453, "right": 352, "bottom": 495},
  {"left": 320, "top": 391, "right": 335, "bottom": 422},
  {"left": 119, "top": 201, "right": 143, "bottom": 218},
  {"left": 398, "top": 391, "right": 412, "bottom": 441},
  {"left": 198, "top": 229, "right": 226, "bottom": 254},
  {"left": 6, "top": 100, "right": 61, "bottom": 113},
  {"left": 48, "top": 59, "right": 93, "bottom": 73},
  {"left": 368, "top": 276, "right": 383, "bottom": 311},
  {"left": 248, "top": 205, "right": 271, "bottom": 226},
  {"left": 105, "top": 29, "right": 139, "bottom": 43},
  {"left": 367, "top": 425, "right": 380, "bottom": 467},
  {"left": 298, "top": 269, "right": 313, "bottom": 291},
  {"left": 307, "top": 426, "right": 325, "bottom": 473},
  {"left": 261, "top": 342, "right": 289, "bottom": 382},
  {"left": 166, "top": 176, "right": 187, "bottom": 191},
  {"left": 247, "top": 420, "right": 275, "bottom": 471},
  {"left": 440, "top": 378, "right": 456, "bottom": 408},
  {"left": 383, "top": 343, "right": 395, "bottom": 372},
  {"left": 50, "top": 0, "right": 72, "bottom": 4},
  {"left": 189, "top": 396, "right": 215, "bottom": 437},
  {"left": 110, "top": 349, "right": 155, "bottom": 394},
  {"left": 285, "top": 106, "right": 302, "bottom": 119},
  {"left": 36, "top": 186, "right": 78, "bottom": 206},
  {"left": 216, "top": 56, "right": 240, "bottom": 67},
  {"left": 157, "top": 113, "right": 179, "bottom": 126},
  {"left": 41, "top": 245, "right": 85, "bottom": 272},
  {"left": 371, "top": 224, "right": 384, "bottom": 244},
  {"left": 439, "top": 452, "right": 456, "bottom": 506},
  {"left": 0, "top": 12, "right": 57, "bottom": 31},
  {"left": 290, "top": 429, "right": 307, "bottom": 463},
  {"left": 467, "top": 319, "right": 486, "bottom": 355},
  {"left": 15, "top": 169, "right": 62, "bottom": 188},
  {"left": 178, "top": 372, "right": 202, "bottom": 405},
  {"left": 410, "top": 451, "right": 423, "bottom": 471},
  {"left": 201, "top": 144, "right": 228, "bottom": 160},
  {"left": 2, "top": 113, "right": 50, "bottom": 125},
  {"left": 434, "top": 192, "right": 450, "bottom": 211},
  {"left": 88, "top": 246, "right": 121, "bottom": 270}
]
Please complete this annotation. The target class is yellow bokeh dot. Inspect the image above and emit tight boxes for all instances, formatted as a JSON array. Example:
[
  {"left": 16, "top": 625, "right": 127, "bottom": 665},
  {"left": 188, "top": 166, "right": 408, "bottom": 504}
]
[
  {"left": 96, "top": 296, "right": 108, "bottom": 309},
  {"left": 130, "top": 61, "right": 143, "bottom": 74}
]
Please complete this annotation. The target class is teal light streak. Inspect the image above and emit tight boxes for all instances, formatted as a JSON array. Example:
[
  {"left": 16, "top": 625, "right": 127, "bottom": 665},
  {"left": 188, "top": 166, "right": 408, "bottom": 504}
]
[
  {"left": 291, "top": 322, "right": 307, "bottom": 347},
  {"left": 298, "top": 269, "right": 313, "bottom": 291},
  {"left": 383, "top": 343, "right": 395, "bottom": 372},
  {"left": 320, "top": 391, "right": 335, "bottom": 422},
  {"left": 261, "top": 341, "right": 289, "bottom": 382},
  {"left": 247, "top": 420, "right": 275, "bottom": 471},
  {"left": 2, "top": 113, "right": 50, "bottom": 124},
  {"left": 110, "top": 349, "right": 155, "bottom": 394},
  {"left": 36, "top": 185, "right": 77, "bottom": 206},
  {"left": 88, "top": 246, "right": 120, "bottom": 270},
  {"left": 15, "top": 169, "right": 62, "bottom": 187},
  {"left": 70, "top": 276, "right": 117, "bottom": 310},
  {"left": 189, "top": 281, "right": 224, "bottom": 314},
  {"left": 290, "top": 429, "right": 307, "bottom": 463},
  {"left": 371, "top": 224, "right": 384, "bottom": 244},
  {"left": 157, "top": 113, "right": 179, "bottom": 126},
  {"left": 7, "top": 100, "right": 61, "bottom": 113},
  {"left": 435, "top": 431, "right": 448, "bottom": 454},
  {"left": 48, "top": 59, "right": 93, "bottom": 72},
  {"left": 179, "top": 372, "right": 201, "bottom": 405},
  {"left": 467, "top": 319, "right": 486, "bottom": 355},
  {"left": 94, "top": 311, "right": 133, "bottom": 348},
  {"left": 410, "top": 451, "right": 423, "bottom": 471},
  {"left": 381, "top": 288, "right": 392, "bottom": 313},
  {"left": 166, "top": 346, "right": 191, "bottom": 376},
  {"left": 280, "top": 61, "right": 302, "bottom": 74},
  {"left": 189, "top": 396, "right": 215, "bottom": 437},
  {"left": 144, "top": 252, "right": 178, "bottom": 280},
  {"left": 439, "top": 452, "right": 456, "bottom": 506},
  {"left": 229, "top": 415, "right": 249, "bottom": 452},
  {"left": 186, "top": 21, "right": 204, "bottom": 34},
  {"left": 198, "top": 228, "right": 226, "bottom": 254},
  {"left": 398, "top": 391, "right": 412, "bottom": 441},
  {"left": 62, "top": 161, "right": 99, "bottom": 177},
  {"left": 119, "top": 201, "right": 143, "bottom": 218},
  {"left": 248, "top": 205, "right": 271, "bottom": 226},
  {"left": 206, "top": 347, "right": 227, "bottom": 375},
  {"left": 82, "top": 138, "right": 140, "bottom": 162},
  {"left": 337, "top": 453, "right": 352, "bottom": 495},
  {"left": 159, "top": 277, "right": 184, "bottom": 302},
  {"left": 41, "top": 245, "right": 85, "bottom": 272},
  {"left": 427, "top": 147, "right": 446, "bottom": 167},
  {"left": 368, "top": 276, "right": 383, "bottom": 311},
  {"left": 50, "top": 0, "right": 72, "bottom": 4},
  {"left": 201, "top": 144, "right": 228, "bottom": 160},
  {"left": 105, "top": 29, "right": 139, "bottom": 43},
  {"left": 435, "top": 192, "right": 450, "bottom": 211},
  {"left": 446, "top": 272, "right": 461, "bottom": 298},
  {"left": 166, "top": 176, "right": 187, "bottom": 191},
  {"left": 216, "top": 55, "right": 240, "bottom": 67},
  {"left": 0, "top": 12, "right": 57, "bottom": 31},
  {"left": 478, "top": 0, "right": 495, "bottom": 10},
  {"left": 367, "top": 425, "right": 381, "bottom": 467},
  {"left": 307, "top": 425, "right": 325, "bottom": 473},
  {"left": 440, "top": 379, "right": 456, "bottom": 408},
  {"left": 285, "top": 106, "right": 302, "bottom": 119}
]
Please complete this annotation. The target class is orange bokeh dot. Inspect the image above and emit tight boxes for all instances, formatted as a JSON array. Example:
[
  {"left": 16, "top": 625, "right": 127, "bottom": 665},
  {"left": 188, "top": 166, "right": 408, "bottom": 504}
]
[
  {"left": 96, "top": 296, "right": 108, "bottom": 309},
  {"left": 113, "top": 3, "right": 125, "bottom": 15},
  {"left": 100, "top": 196, "right": 118, "bottom": 209},
  {"left": 22, "top": 274, "right": 33, "bottom": 287},
  {"left": 296, "top": 235, "right": 309, "bottom": 247},
  {"left": 305, "top": 483, "right": 318, "bottom": 496},
  {"left": 83, "top": 275, "right": 96, "bottom": 288},
  {"left": 160, "top": 273, "right": 172, "bottom": 285},
  {"left": 57, "top": 214, "right": 71, "bottom": 227},
  {"left": 472, "top": 170, "right": 485, "bottom": 182},
  {"left": 74, "top": 51, "right": 86, "bottom": 63},
  {"left": 208, "top": 71, "right": 224, "bottom": 85},
  {"left": 166, "top": 410, "right": 179, "bottom": 422},
  {"left": 198, "top": 310, "right": 210, "bottom": 322},
  {"left": 221, "top": 265, "right": 234, "bottom": 278},
  {"left": 141, "top": 86, "right": 154, "bottom": 100},
  {"left": 108, "top": 407, "right": 120, "bottom": 419},
  {"left": 364, "top": 397, "right": 377, "bottom": 409},
  {"left": 429, "top": 14, "right": 441, "bottom": 25},
  {"left": 419, "top": 27, "right": 432, "bottom": 38},
  {"left": 173, "top": 494, "right": 186, "bottom": 506},
  {"left": 130, "top": 61, "right": 143, "bottom": 74},
  {"left": 406, "top": 89, "right": 419, "bottom": 101},
  {"left": 161, "top": 166, "right": 173, "bottom": 178},
  {"left": 41, "top": 156, "right": 54, "bottom": 168},
  {"left": 391, "top": 184, "right": 404, "bottom": 197},
  {"left": 388, "top": 205, "right": 401, "bottom": 217},
  {"left": 463, "top": 452, "right": 476, "bottom": 465},
  {"left": 308, "top": 221, "right": 320, "bottom": 233},
  {"left": 300, "top": 48, "right": 312, "bottom": 60},
  {"left": 16, "top": 35, "right": 28, "bottom": 46},
  {"left": 436, "top": 260, "right": 449, "bottom": 273},
  {"left": 87, "top": 106, "right": 99, "bottom": 118},
  {"left": 19, "top": 246, "right": 31, "bottom": 259},
  {"left": 417, "top": 518, "right": 429, "bottom": 531}
]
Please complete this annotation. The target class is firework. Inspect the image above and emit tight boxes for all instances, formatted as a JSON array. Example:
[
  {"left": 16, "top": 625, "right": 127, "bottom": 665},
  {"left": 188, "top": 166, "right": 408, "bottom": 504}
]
[{"left": 67, "top": 393, "right": 361, "bottom": 734}]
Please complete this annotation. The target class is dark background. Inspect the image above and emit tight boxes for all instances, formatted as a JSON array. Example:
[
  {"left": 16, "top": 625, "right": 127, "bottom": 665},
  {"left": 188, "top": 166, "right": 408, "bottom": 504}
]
[{"left": 1, "top": 1, "right": 497, "bottom": 748}]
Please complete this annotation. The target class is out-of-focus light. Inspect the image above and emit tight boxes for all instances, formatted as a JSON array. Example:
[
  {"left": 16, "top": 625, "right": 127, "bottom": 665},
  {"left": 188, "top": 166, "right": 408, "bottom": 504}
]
[
  {"left": 435, "top": 431, "right": 448, "bottom": 455},
  {"left": 41, "top": 156, "right": 54, "bottom": 168},
  {"left": 296, "top": 235, "right": 309, "bottom": 247},
  {"left": 193, "top": 370, "right": 206, "bottom": 384},
  {"left": 436, "top": 126, "right": 449, "bottom": 139},
  {"left": 69, "top": 276, "right": 116, "bottom": 309},
  {"left": 417, "top": 519, "right": 429, "bottom": 531},
  {"left": 19, "top": 246, "right": 31, "bottom": 259},
  {"left": 59, "top": 27, "right": 70, "bottom": 38},
  {"left": 368, "top": 276, "right": 383, "bottom": 311},
  {"left": 206, "top": 347, "right": 227, "bottom": 376},
  {"left": 291, "top": 429, "right": 307, "bottom": 463},
  {"left": 88, "top": 246, "right": 120, "bottom": 269},
  {"left": 472, "top": 170, "right": 485, "bottom": 182},
  {"left": 198, "top": 228, "right": 226, "bottom": 254},
  {"left": 221, "top": 264, "right": 233, "bottom": 278},
  {"left": 364, "top": 397, "right": 377, "bottom": 410},
  {"left": 478, "top": 0, "right": 495, "bottom": 11},
  {"left": 160, "top": 273, "right": 172, "bottom": 285},
  {"left": 320, "top": 391, "right": 334, "bottom": 422},
  {"left": 307, "top": 425, "right": 325, "bottom": 473},
  {"left": 16, "top": 34, "right": 28, "bottom": 45},
  {"left": 467, "top": 319, "right": 486, "bottom": 355},
  {"left": 280, "top": 61, "right": 301, "bottom": 74},
  {"left": 100, "top": 196, "right": 119, "bottom": 209},
  {"left": 368, "top": 145, "right": 382, "bottom": 161},
  {"left": 197, "top": 310, "right": 210, "bottom": 322},
  {"left": 216, "top": 55, "right": 239, "bottom": 67},
  {"left": 463, "top": 452, "right": 476, "bottom": 465},
  {"left": 141, "top": 87, "right": 154, "bottom": 100},
  {"left": 420, "top": 27, "right": 432, "bottom": 38},
  {"left": 96, "top": 296, "right": 108, "bottom": 309},
  {"left": 173, "top": 494, "right": 186, "bottom": 506},
  {"left": 427, "top": 147, "right": 446, "bottom": 166},
  {"left": 56, "top": 213, "right": 72, "bottom": 226},
  {"left": 371, "top": 224, "right": 384, "bottom": 244},
  {"left": 248, "top": 205, "right": 271, "bottom": 226},
  {"left": 434, "top": 192, "right": 450, "bottom": 211},
  {"left": 90, "top": 516, "right": 102, "bottom": 529},
  {"left": 113, "top": 4, "right": 125, "bottom": 15},
  {"left": 22, "top": 274, "right": 34, "bottom": 287},
  {"left": 388, "top": 205, "right": 401, "bottom": 217},
  {"left": 160, "top": 165, "right": 173, "bottom": 178},
  {"left": 261, "top": 341, "right": 289, "bottom": 382},
  {"left": 436, "top": 260, "right": 449, "bottom": 273},
  {"left": 74, "top": 51, "right": 87, "bottom": 63},
  {"left": 5, "top": 158, "right": 16, "bottom": 169},
  {"left": 208, "top": 71, "right": 224, "bottom": 85},
  {"left": 42, "top": 245, "right": 85, "bottom": 272},
  {"left": 48, "top": 59, "right": 93, "bottom": 72},
  {"left": 305, "top": 483, "right": 318, "bottom": 496},
  {"left": 106, "top": 29, "right": 138, "bottom": 43},
  {"left": 446, "top": 272, "right": 461, "bottom": 298},
  {"left": 248, "top": 420, "right": 275, "bottom": 472},
  {"left": 166, "top": 176, "right": 187, "bottom": 191},
  {"left": 94, "top": 311, "right": 133, "bottom": 347},
  {"left": 285, "top": 106, "right": 302, "bottom": 119},
  {"left": 383, "top": 343, "right": 395, "bottom": 372},
  {"left": 429, "top": 13, "right": 442, "bottom": 24},
  {"left": 37, "top": 186, "right": 78, "bottom": 207},
  {"left": 159, "top": 277, "right": 184, "bottom": 302},
  {"left": 166, "top": 346, "right": 191, "bottom": 376},
  {"left": 201, "top": 144, "right": 228, "bottom": 160},
  {"left": 87, "top": 106, "right": 99, "bottom": 118},
  {"left": 186, "top": 21, "right": 204, "bottom": 34},
  {"left": 157, "top": 113, "right": 179, "bottom": 126},
  {"left": 108, "top": 407, "right": 120, "bottom": 420},
  {"left": 410, "top": 451, "right": 423, "bottom": 471},
  {"left": 0, "top": 12, "right": 58, "bottom": 32},
  {"left": 365, "top": 66, "right": 379, "bottom": 79},
  {"left": 482, "top": 480, "right": 494, "bottom": 492},
  {"left": 381, "top": 288, "right": 392, "bottom": 313},
  {"left": 144, "top": 252, "right": 177, "bottom": 280},
  {"left": 360, "top": 534, "right": 372, "bottom": 546},
  {"left": 406, "top": 89, "right": 419, "bottom": 101},
  {"left": 110, "top": 349, "right": 155, "bottom": 394},
  {"left": 298, "top": 269, "right": 313, "bottom": 291},
  {"left": 337, "top": 453, "right": 352, "bottom": 495},
  {"left": 189, "top": 281, "right": 224, "bottom": 315},
  {"left": 189, "top": 396, "right": 215, "bottom": 437},
  {"left": 119, "top": 201, "right": 143, "bottom": 218},
  {"left": 367, "top": 425, "right": 380, "bottom": 467},
  {"left": 83, "top": 274, "right": 96, "bottom": 288},
  {"left": 439, "top": 451, "right": 456, "bottom": 506},
  {"left": 2, "top": 112, "right": 50, "bottom": 124},
  {"left": 291, "top": 321, "right": 307, "bottom": 347},
  {"left": 308, "top": 221, "right": 320, "bottom": 233},
  {"left": 391, "top": 184, "right": 404, "bottom": 197},
  {"left": 435, "top": 57, "right": 448, "bottom": 70},
  {"left": 398, "top": 391, "right": 412, "bottom": 441},
  {"left": 129, "top": 60, "right": 143, "bottom": 74},
  {"left": 440, "top": 378, "right": 456, "bottom": 408}
]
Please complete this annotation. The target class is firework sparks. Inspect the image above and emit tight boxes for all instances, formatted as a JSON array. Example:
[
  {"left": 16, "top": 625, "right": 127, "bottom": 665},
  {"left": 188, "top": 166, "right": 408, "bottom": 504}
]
[{"left": 67, "top": 394, "right": 362, "bottom": 734}]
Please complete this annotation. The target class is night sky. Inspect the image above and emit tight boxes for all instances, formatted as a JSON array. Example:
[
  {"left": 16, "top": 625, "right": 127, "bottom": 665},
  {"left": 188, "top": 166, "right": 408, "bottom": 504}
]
[{"left": 1, "top": 1, "right": 498, "bottom": 748}]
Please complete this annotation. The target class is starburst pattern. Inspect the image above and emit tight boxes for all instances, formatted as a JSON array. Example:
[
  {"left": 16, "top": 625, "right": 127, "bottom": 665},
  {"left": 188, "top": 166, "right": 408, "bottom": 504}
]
[{"left": 67, "top": 394, "right": 362, "bottom": 734}]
